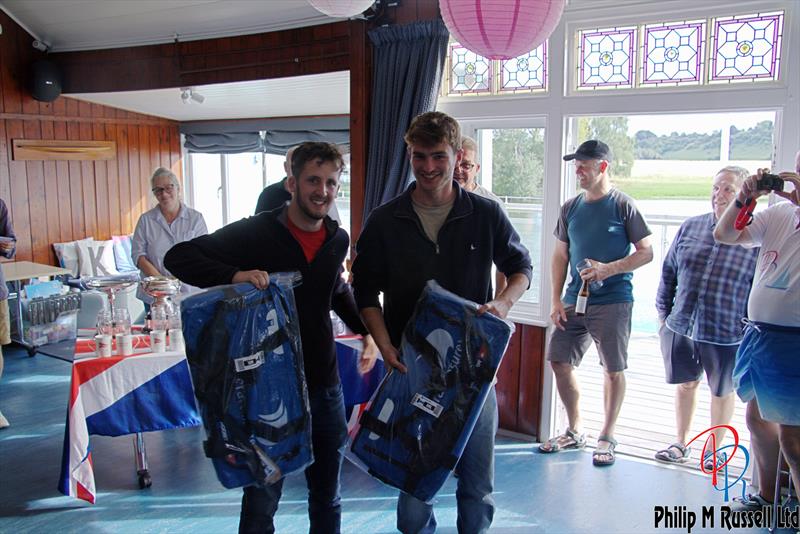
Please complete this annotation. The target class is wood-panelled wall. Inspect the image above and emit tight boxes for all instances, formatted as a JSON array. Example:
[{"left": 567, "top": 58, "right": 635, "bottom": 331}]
[
  {"left": 496, "top": 323, "right": 546, "bottom": 438},
  {"left": 0, "top": 10, "right": 181, "bottom": 266}
]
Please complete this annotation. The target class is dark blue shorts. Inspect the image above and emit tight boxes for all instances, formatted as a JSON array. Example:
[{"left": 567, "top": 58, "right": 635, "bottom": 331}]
[
  {"left": 733, "top": 322, "right": 800, "bottom": 425},
  {"left": 659, "top": 325, "right": 737, "bottom": 396}
]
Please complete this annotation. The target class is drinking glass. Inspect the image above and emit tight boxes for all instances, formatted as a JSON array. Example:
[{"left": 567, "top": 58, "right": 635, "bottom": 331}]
[
  {"left": 113, "top": 308, "right": 131, "bottom": 337},
  {"left": 149, "top": 303, "right": 169, "bottom": 333},
  {"left": 96, "top": 309, "right": 114, "bottom": 336}
]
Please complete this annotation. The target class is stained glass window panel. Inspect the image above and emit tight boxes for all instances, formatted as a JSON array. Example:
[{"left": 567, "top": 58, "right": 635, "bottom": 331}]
[
  {"left": 710, "top": 12, "right": 783, "bottom": 82},
  {"left": 499, "top": 43, "right": 547, "bottom": 92},
  {"left": 449, "top": 42, "right": 491, "bottom": 94},
  {"left": 578, "top": 27, "right": 636, "bottom": 89},
  {"left": 642, "top": 21, "right": 705, "bottom": 85}
]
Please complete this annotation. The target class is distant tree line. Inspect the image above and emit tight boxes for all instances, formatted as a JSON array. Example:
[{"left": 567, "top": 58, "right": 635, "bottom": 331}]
[
  {"left": 483, "top": 118, "right": 772, "bottom": 198},
  {"left": 635, "top": 120, "right": 773, "bottom": 160}
]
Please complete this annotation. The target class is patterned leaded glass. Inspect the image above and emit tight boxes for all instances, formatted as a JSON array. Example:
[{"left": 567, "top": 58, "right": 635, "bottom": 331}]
[
  {"left": 578, "top": 27, "right": 636, "bottom": 89},
  {"left": 449, "top": 42, "right": 491, "bottom": 95},
  {"left": 710, "top": 12, "right": 783, "bottom": 82},
  {"left": 499, "top": 43, "right": 547, "bottom": 93},
  {"left": 642, "top": 21, "right": 705, "bottom": 85}
]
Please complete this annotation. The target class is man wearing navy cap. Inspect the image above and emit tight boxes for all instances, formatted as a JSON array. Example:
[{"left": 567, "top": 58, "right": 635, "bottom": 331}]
[{"left": 538, "top": 140, "right": 653, "bottom": 466}]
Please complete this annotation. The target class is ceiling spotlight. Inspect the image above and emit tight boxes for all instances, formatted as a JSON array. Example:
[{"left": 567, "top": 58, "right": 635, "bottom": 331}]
[{"left": 180, "top": 87, "right": 205, "bottom": 104}]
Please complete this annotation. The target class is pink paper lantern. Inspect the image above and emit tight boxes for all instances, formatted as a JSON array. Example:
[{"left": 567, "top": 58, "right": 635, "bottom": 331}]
[
  {"left": 307, "top": 0, "right": 375, "bottom": 18},
  {"left": 440, "top": 0, "right": 566, "bottom": 59}
]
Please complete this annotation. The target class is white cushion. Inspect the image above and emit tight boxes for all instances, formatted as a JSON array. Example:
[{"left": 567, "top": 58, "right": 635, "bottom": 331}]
[
  {"left": 111, "top": 234, "right": 137, "bottom": 273},
  {"left": 52, "top": 237, "right": 93, "bottom": 277},
  {"left": 77, "top": 239, "right": 120, "bottom": 277}
]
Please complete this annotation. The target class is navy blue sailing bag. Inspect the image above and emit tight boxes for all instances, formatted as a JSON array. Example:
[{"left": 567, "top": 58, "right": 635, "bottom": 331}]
[
  {"left": 181, "top": 275, "right": 312, "bottom": 489},
  {"left": 350, "top": 280, "right": 513, "bottom": 502}
]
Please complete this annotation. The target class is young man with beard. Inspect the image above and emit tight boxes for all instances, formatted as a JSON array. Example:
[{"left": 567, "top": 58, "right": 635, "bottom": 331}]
[
  {"left": 352, "top": 111, "right": 532, "bottom": 534},
  {"left": 255, "top": 145, "right": 341, "bottom": 223},
  {"left": 165, "top": 142, "right": 375, "bottom": 534}
]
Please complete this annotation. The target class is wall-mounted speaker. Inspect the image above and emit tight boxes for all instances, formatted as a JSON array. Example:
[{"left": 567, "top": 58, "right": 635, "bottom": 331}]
[{"left": 30, "top": 60, "right": 62, "bottom": 102}]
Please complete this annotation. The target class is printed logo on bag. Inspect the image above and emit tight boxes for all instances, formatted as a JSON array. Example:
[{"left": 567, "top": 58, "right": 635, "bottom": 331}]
[
  {"left": 234, "top": 351, "right": 264, "bottom": 372},
  {"left": 411, "top": 393, "right": 444, "bottom": 418}
]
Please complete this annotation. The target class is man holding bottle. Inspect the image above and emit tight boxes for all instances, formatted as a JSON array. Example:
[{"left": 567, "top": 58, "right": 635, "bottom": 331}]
[{"left": 539, "top": 140, "right": 653, "bottom": 467}]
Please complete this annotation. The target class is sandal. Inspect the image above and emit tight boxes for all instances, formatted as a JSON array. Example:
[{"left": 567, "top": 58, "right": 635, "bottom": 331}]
[
  {"left": 593, "top": 435, "right": 617, "bottom": 466},
  {"left": 731, "top": 492, "right": 772, "bottom": 510},
  {"left": 655, "top": 442, "right": 691, "bottom": 464},
  {"left": 538, "top": 428, "right": 586, "bottom": 453},
  {"left": 702, "top": 451, "right": 725, "bottom": 472}
]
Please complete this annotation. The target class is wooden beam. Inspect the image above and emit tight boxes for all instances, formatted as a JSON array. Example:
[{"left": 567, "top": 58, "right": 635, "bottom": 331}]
[
  {"left": 52, "top": 22, "right": 351, "bottom": 93},
  {"left": 12, "top": 139, "right": 116, "bottom": 161},
  {"left": 0, "top": 111, "right": 173, "bottom": 126}
]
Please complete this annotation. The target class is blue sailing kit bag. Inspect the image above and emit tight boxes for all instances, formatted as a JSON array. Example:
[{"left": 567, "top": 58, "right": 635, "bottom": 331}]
[
  {"left": 350, "top": 280, "right": 513, "bottom": 502},
  {"left": 181, "top": 274, "right": 312, "bottom": 489}
]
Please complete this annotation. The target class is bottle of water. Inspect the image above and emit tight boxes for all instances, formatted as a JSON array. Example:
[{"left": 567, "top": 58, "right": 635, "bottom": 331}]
[{"left": 576, "top": 258, "right": 604, "bottom": 291}]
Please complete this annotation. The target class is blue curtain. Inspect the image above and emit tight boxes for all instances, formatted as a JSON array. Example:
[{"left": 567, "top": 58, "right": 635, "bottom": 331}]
[
  {"left": 181, "top": 117, "right": 350, "bottom": 155},
  {"left": 183, "top": 132, "right": 263, "bottom": 154},
  {"left": 362, "top": 20, "right": 449, "bottom": 223},
  {"left": 263, "top": 129, "right": 349, "bottom": 155}
]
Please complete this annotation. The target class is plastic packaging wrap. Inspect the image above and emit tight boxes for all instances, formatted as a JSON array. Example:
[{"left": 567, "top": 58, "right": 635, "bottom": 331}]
[
  {"left": 335, "top": 336, "right": 386, "bottom": 437},
  {"left": 180, "top": 272, "right": 312, "bottom": 489},
  {"left": 349, "top": 280, "right": 514, "bottom": 503}
]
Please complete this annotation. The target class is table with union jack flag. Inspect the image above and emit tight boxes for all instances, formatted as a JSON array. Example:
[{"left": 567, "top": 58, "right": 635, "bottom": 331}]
[{"left": 58, "top": 334, "right": 201, "bottom": 503}]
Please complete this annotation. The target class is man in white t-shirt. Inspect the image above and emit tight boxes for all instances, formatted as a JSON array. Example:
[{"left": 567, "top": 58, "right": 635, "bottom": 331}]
[{"left": 713, "top": 150, "right": 800, "bottom": 511}]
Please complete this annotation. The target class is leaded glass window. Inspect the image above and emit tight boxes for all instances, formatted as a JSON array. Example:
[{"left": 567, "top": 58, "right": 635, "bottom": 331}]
[
  {"left": 642, "top": 21, "right": 705, "bottom": 86},
  {"left": 578, "top": 27, "right": 636, "bottom": 89},
  {"left": 499, "top": 43, "right": 547, "bottom": 93},
  {"left": 449, "top": 42, "right": 491, "bottom": 95},
  {"left": 710, "top": 12, "right": 783, "bottom": 83}
]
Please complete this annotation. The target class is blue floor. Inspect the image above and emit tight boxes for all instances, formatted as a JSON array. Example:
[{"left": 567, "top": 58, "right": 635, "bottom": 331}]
[{"left": 0, "top": 345, "right": 785, "bottom": 533}]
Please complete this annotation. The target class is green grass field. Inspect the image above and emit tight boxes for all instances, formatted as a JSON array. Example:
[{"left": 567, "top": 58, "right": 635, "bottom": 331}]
[{"left": 612, "top": 174, "right": 710, "bottom": 200}]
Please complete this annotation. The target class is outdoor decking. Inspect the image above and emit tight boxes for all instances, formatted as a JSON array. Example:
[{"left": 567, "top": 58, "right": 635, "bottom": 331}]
[{"left": 570, "top": 332, "right": 752, "bottom": 478}]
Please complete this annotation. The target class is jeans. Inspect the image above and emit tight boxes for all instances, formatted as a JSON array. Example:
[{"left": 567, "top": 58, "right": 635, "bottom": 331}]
[
  {"left": 239, "top": 383, "right": 347, "bottom": 534},
  {"left": 397, "top": 388, "right": 498, "bottom": 534}
]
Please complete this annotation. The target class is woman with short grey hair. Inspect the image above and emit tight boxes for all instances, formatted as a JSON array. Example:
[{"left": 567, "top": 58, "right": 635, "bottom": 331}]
[
  {"left": 149, "top": 167, "right": 180, "bottom": 191},
  {"left": 132, "top": 167, "right": 208, "bottom": 305}
]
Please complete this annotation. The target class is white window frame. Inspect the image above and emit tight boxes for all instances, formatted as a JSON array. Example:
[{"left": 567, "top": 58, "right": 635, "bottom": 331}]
[
  {"left": 440, "top": 0, "right": 799, "bottom": 442},
  {"left": 458, "top": 116, "right": 551, "bottom": 326},
  {"left": 182, "top": 146, "right": 269, "bottom": 227}
]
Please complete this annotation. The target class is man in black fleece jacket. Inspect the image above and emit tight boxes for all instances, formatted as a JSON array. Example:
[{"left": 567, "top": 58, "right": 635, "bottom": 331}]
[
  {"left": 352, "top": 112, "right": 532, "bottom": 534},
  {"left": 165, "top": 142, "right": 375, "bottom": 534}
]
